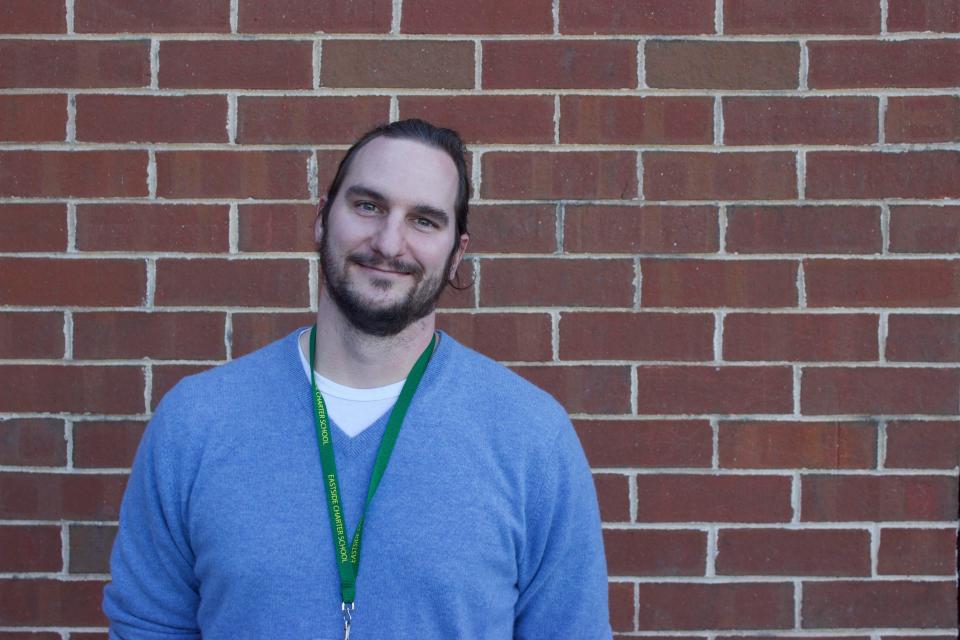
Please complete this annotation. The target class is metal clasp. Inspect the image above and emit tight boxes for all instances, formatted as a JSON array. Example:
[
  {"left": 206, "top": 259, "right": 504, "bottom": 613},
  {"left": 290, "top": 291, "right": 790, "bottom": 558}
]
[{"left": 341, "top": 601, "right": 355, "bottom": 640}]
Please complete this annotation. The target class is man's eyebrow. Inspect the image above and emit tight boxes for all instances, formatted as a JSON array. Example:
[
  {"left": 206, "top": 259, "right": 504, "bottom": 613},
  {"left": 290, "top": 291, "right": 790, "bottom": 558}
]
[
  {"left": 346, "top": 184, "right": 451, "bottom": 226},
  {"left": 344, "top": 185, "right": 387, "bottom": 202},
  {"left": 412, "top": 204, "right": 450, "bottom": 226}
]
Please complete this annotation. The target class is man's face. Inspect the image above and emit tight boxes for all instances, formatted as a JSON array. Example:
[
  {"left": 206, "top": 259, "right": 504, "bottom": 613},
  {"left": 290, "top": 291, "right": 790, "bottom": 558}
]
[{"left": 317, "top": 137, "right": 468, "bottom": 337}]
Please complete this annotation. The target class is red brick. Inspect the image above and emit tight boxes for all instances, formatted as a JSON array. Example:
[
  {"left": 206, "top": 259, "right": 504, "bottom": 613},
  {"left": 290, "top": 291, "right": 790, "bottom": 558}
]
[
  {"left": 594, "top": 473, "right": 630, "bottom": 522},
  {"left": 0, "top": 0, "right": 65, "bottom": 33},
  {"left": 0, "top": 579, "right": 107, "bottom": 626},
  {"left": 0, "top": 312, "right": 64, "bottom": 358},
  {"left": 0, "top": 151, "right": 147, "bottom": 197},
  {"left": 888, "top": 0, "right": 960, "bottom": 32},
  {"left": 512, "top": 365, "right": 631, "bottom": 414},
  {"left": 152, "top": 364, "right": 210, "bottom": 410},
  {"left": 73, "top": 312, "right": 226, "bottom": 360},
  {"left": 644, "top": 152, "right": 796, "bottom": 201},
  {"left": 69, "top": 634, "right": 108, "bottom": 640},
  {"left": 0, "top": 472, "right": 128, "bottom": 520},
  {"left": 0, "top": 419, "right": 66, "bottom": 467},
  {"left": 575, "top": 420, "right": 713, "bottom": 468},
  {"left": 238, "top": 0, "right": 390, "bottom": 33},
  {"left": 76, "top": 204, "right": 228, "bottom": 253},
  {"left": 230, "top": 312, "right": 315, "bottom": 358},
  {"left": 482, "top": 152, "right": 637, "bottom": 200},
  {"left": 565, "top": 205, "right": 717, "bottom": 254},
  {"left": 886, "top": 96, "right": 960, "bottom": 143},
  {"left": 889, "top": 205, "right": 960, "bottom": 253},
  {"left": 322, "top": 40, "right": 474, "bottom": 89},
  {"left": 399, "top": 96, "right": 554, "bottom": 144},
  {"left": 160, "top": 41, "right": 312, "bottom": 89},
  {"left": 807, "top": 151, "right": 960, "bottom": 200},
  {"left": 803, "top": 474, "right": 958, "bottom": 521},
  {"left": 605, "top": 529, "right": 706, "bottom": 576},
  {"left": 804, "top": 367, "right": 960, "bottom": 415},
  {"left": 561, "top": 95, "right": 713, "bottom": 145},
  {"left": 0, "top": 40, "right": 148, "bottom": 88},
  {"left": 75, "top": 0, "right": 229, "bottom": 32},
  {"left": 76, "top": 94, "right": 227, "bottom": 143},
  {"left": 156, "top": 151, "right": 309, "bottom": 199},
  {"left": 560, "top": 311, "right": 713, "bottom": 361},
  {"left": 0, "top": 632, "right": 64, "bottom": 640},
  {"left": 481, "top": 258, "right": 635, "bottom": 307},
  {"left": 636, "top": 365, "right": 794, "bottom": 414},
  {"left": 437, "top": 312, "right": 552, "bottom": 361},
  {"left": 0, "top": 203, "right": 66, "bottom": 252},
  {"left": 0, "top": 365, "right": 144, "bottom": 414},
  {"left": 608, "top": 582, "right": 634, "bottom": 632},
  {"left": 641, "top": 259, "right": 797, "bottom": 308},
  {"left": 0, "top": 94, "right": 65, "bottom": 141},
  {"left": 809, "top": 40, "right": 960, "bottom": 88},
  {"left": 879, "top": 528, "right": 957, "bottom": 575},
  {"left": 238, "top": 204, "right": 316, "bottom": 253},
  {"left": 483, "top": 41, "right": 637, "bottom": 90},
  {"left": 724, "top": 96, "right": 877, "bottom": 145},
  {"left": 437, "top": 260, "right": 476, "bottom": 311},
  {"left": 646, "top": 41, "right": 799, "bottom": 89},
  {"left": 723, "top": 313, "right": 879, "bottom": 362},
  {"left": 73, "top": 421, "right": 146, "bottom": 469},
  {"left": 805, "top": 259, "right": 960, "bottom": 308},
  {"left": 725, "top": 0, "right": 880, "bottom": 34},
  {"left": 717, "top": 528, "right": 870, "bottom": 575},
  {"left": 638, "top": 474, "right": 792, "bottom": 522},
  {"left": 237, "top": 96, "right": 388, "bottom": 145},
  {"left": 637, "top": 583, "right": 793, "bottom": 629},
  {"left": 0, "top": 525, "right": 61, "bottom": 571},
  {"left": 69, "top": 524, "right": 117, "bottom": 574},
  {"left": 726, "top": 205, "right": 881, "bottom": 254},
  {"left": 0, "top": 258, "right": 145, "bottom": 306},
  {"left": 885, "top": 420, "right": 960, "bottom": 469},
  {"left": 561, "top": 0, "right": 714, "bottom": 34},
  {"left": 467, "top": 204, "right": 556, "bottom": 254},
  {"left": 155, "top": 259, "right": 308, "bottom": 308},
  {"left": 803, "top": 580, "right": 957, "bottom": 628},
  {"left": 887, "top": 314, "right": 960, "bottom": 363},
  {"left": 403, "top": 0, "right": 552, "bottom": 33},
  {"left": 719, "top": 421, "right": 876, "bottom": 469}
]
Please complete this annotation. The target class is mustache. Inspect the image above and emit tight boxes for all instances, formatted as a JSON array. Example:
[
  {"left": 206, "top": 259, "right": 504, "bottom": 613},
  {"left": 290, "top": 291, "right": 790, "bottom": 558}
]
[{"left": 349, "top": 253, "right": 424, "bottom": 278}]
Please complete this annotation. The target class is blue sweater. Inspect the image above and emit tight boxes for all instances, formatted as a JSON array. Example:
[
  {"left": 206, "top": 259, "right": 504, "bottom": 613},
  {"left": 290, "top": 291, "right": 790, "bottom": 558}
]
[{"left": 104, "top": 330, "right": 611, "bottom": 639}]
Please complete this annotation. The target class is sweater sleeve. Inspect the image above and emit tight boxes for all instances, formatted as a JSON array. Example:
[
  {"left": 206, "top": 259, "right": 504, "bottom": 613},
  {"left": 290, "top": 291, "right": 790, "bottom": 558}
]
[
  {"left": 513, "top": 416, "right": 613, "bottom": 640},
  {"left": 102, "top": 387, "right": 203, "bottom": 640}
]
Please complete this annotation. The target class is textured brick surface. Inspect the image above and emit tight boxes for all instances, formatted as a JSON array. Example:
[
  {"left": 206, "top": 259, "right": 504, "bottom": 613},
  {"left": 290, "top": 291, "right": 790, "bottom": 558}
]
[
  {"left": 723, "top": 97, "right": 877, "bottom": 145},
  {"left": 0, "top": 366, "right": 144, "bottom": 414},
  {"left": 73, "top": 421, "right": 146, "bottom": 469},
  {"left": 878, "top": 528, "right": 958, "bottom": 575},
  {"left": 636, "top": 583, "right": 794, "bottom": 629},
  {"left": 76, "top": 94, "right": 228, "bottom": 143},
  {"left": 483, "top": 41, "right": 637, "bottom": 89},
  {"left": 719, "top": 420, "right": 877, "bottom": 469},
  {"left": 0, "top": 525, "right": 62, "bottom": 572},
  {"left": 887, "top": 0, "right": 960, "bottom": 32},
  {"left": 238, "top": 0, "right": 390, "bottom": 33},
  {"left": 512, "top": 365, "right": 631, "bottom": 414},
  {"left": 885, "top": 421, "right": 960, "bottom": 469},
  {"left": 0, "top": 258, "right": 145, "bottom": 307},
  {"left": 808, "top": 40, "right": 960, "bottom": 88},
  {"left": 716, "top": 528, "right": 871, "bottom": 575},
  {"left": 467, "top": 204, "right": 557, "bottom": 254},
  {"left": 0, "top": 311, "right": 64, "bottom": 358},
  {"left": 644, "top": 152, "right": 797, "bottom": 201},
  {"left": 76, "top": 204, "right": 229, "bottom": 252},
  {"left": 886, "top": 314, "right": 960, "bottom": 362},
  {"left": 399, "top": 96, "right": 555, "bottom": 144},
  {"left": 886, "top": 96, "right": 960, "bottom": 143},
  {"left": 725, "top": 206, "right": 881, "bottom": 255},
  {"left": 561, "top": 0, "right": 714, "bottom": 34},
  {"left": 73, "top": 312, "right": 227, "bottom": 360},
  {"left": 0, "top": 204, "right": 67, "bottom": 252},
  {"left": 636, "top": 366, "right": 794, "bottom": 414},
  {"left": 803, "top": 580, "right": 957, "bottom": 628},
  {"left": 889, "top": 206, "right": 960, "bottom": 253},
  {"left": 156, "top": 151, "right": 310, "bottom": 199},
  {"left": 605, "top": 529, "right": 706, "bottom": 576},
  {"left": 0, "top": 419, "right": 66, "bottom": 467},
  {"left": 0, "top": 40, "right": 149, "bottom": 88},
  {"left": 160, "top": 41, "right": 313, "bottom": 89},
  {"left": 0, "top": 94, "right": 66, "bottom": 141},
  {"left": 802, "top": 475, "right": 958, "bottom": 521},
  {"left": 403, "top": 0, "right": 552, "bottom": 33},
  {"left": 805, "top": 259, "right": 960, "bottom": 308},
  {"left": 0, "top": 579, "right": 108, "bottom": 626},
  {"left": 238, "top": 204, "right": 317, "bottom": 253},
  {"left": 0, "top": 473, "right": 128, "bottom": 520},
  {"left": 646, "top": 41, "right": 800, "bottom": 89},
  {"left": 0, "top": 0, "right": 66, "bottom": 33},
  {"left": 0, "top": 151, "right": 148, "bottom": 198},
  {"left": 575, "top": 420, "right": 713, "bottom": 468},
  {"left": 437, "top": 313, "right": 552, "bottom": 362},
  {"left": 723, "top": 313, "right": 879, "bottom": 361},
  {"left": 641, "top": 259, "right": 797, "bottom": 308},
  {"left": 562, "top": 96, "right": 713, "bottom": 145},
  {"left": 69, "top": 524, "right": 117, "bottom": 573},
  {"left": 155, "top": 259, "right": 309, "bottom": 307},
  {"left": 807, "top": 151, "right": 960, "bottom": 200},
  {"left": 636, "top": 474, "right": 792, "bottom": 522},
  {"left": 724, "top": 0, "right": 880, "bottom": 34},
  {"left": 560, "top": 312, "right": 713, "bottom": 361},
  {"left": 75, "top": 0, "right": 229, "bottom": 32},
  {"left": 802, "top": 367, "right": 960, "bottom": 415},
  {"left": 481, "top": 258, "right": 635, "bottom": 307},
  {"left": 322, "top": 40, "right": 474, "bottom": 89},
  {"left": 483, "top": 152, "right": 637, "bottom": 200},
  {"left": 565, "top": 205, "right": 718, "bottom": 254},
  {"left": 238, "top": 96, "right": 389, "bottom": 145},
  {"left": 593, "top": 473, "right": 630, "bottom": 522}
]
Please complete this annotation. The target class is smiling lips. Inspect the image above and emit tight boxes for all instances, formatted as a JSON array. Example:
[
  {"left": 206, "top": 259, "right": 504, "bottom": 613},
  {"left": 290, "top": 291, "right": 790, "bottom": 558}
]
[{"left": 349, "top": 254, "right": 423, "bottom": 279}]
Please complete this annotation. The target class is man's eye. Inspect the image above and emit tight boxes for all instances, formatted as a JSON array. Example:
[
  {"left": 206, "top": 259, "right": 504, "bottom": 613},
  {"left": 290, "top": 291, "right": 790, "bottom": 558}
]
[
  {"left": 357, "top": 202, "right": 378, "bottom": 213},
  {"left": 415, "top": 217, "right": 438, "bottom": 229}
]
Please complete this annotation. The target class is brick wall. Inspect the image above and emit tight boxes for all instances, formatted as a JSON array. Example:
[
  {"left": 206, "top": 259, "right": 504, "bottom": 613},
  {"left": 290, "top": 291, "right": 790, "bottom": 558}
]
[{"left": 1, "top": 0, "right": 958, "bottom": 636}]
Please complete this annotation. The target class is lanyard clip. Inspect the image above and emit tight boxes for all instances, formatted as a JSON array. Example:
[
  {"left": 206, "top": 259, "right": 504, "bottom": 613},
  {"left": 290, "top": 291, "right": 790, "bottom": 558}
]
[{"left": 341, "top": 601, "right": 355, "bottom": 639}]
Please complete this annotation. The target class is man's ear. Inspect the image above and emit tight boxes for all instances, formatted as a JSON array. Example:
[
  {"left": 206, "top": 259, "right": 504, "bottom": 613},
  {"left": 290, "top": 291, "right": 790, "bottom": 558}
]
[
  {"left": 314, "top": 195, "right": 327, "bottom": 248},
  {"left": 449, "top": 233, "right": 470, "bottom": 280}
]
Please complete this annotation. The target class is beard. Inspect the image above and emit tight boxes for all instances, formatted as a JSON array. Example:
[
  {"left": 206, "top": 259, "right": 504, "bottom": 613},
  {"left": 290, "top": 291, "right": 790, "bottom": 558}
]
[{"left": 319, "top": 231, "right": 454, "bottom": 337}]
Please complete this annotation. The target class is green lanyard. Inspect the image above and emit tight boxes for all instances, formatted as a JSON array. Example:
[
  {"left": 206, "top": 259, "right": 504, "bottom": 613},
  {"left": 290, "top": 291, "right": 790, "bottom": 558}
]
[{"left": 308, "top": 324, "right": 435, "bottom": 635}]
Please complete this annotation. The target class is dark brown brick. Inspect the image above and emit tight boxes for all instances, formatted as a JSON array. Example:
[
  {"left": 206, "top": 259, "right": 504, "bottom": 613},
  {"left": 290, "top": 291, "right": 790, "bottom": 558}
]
[
  {"left": 0, "top": 525, "right": 61, "bottom": 571},
  {"left": 802, "top": 474, "right": 958, "bottom": 521},
  {"left": 0, "top": 258, "right": 145, "bottom": 306},
  {"left": 230, "top": 313, "right": 314, "bottom": 357},
  {"left": 0, "top": 0, "right": 66, "bottom": 33},
  {"left": 886, "top": 96, "right": 960, "bottom": 143},
  {"left": 809, "top": 40, "right": 960, "bottom": 88},
  {"left": 608, "top": 581, "right": 634, "bottom": 632},
  {"left": 641, "top": 259, "right": 797, "bottom": 308},
  {"left": 75, "top": 0, "right": 229, "bottom": 32},
  {"left": 0, "top": 365, "right": 144, "bottom": 414},
  {"left": 890, "top": 205, "right": 960, "bottom": 253},
  {"left": 481, "top": 258, "right": 635, "bottom": 307},
  {"left": 724, "top": 96, "right": 877, "bottom": 145},
  {"left": 73, "top": 421, "right": 146, "bottom": 469},
  {"left": 636, "top": 365, "right": 794, "bottom": 414},
  {"left": 637, "top": 583, "right": 793, "bottom": 629},
  {"left": 73, "top": 312, "right": 226, "bottom": 360},
  {"left": 0, "top": 419, "right": 66, "bottom": 467},
  {"left": 0, "top": 151, "right": 147, "bottom": 197},
  {"left": 437, "top": 312, "right": 551, "bottom": 362},
  {"left": 644, "top": 152, "right": 797, "bottom": 201},
  {"left": 403, "top": 0, "right": 552, "bottom": 33},
  {"left": 512, "top": 365, "right": 631, "bottom": 414},
  {"left": 69, "top": 524, "right": 117, "bottom": 574},
  {"left": 238, "top": 204, "right": 317, "bottom": 253},
  {"left": 160, "top": 40, "right": 312, "bottom": 89},
  {"left": 467, "top": 204, "right": 556, "bottom": 254},
  {"left": 725, "top": 0, "right": 880, "bottom": 34},
  {"left": 638, "top": 474, "right": 792, "bottom": 522},
  {"left": 238, "top": 96, "right": 388, "bottom": 145},
  {"left": 152, "top": 364, "right": 210, "bottom": 410},
  {"left": 0, "top": 94, "right": 65, "bottom": 141},
  {"left": 322, "top": 40, "right": 474, "bottom": 89},
  {"left": 605, "top": 529, "right": 706, "bottom": 576},
  {"left": 76, "top": 94, "right": 227, "bottom": 143},
  {"left": 156, "top": 151, "right": 310, "bottom": 199},
  {"left": 76, "top": 204, "right": 229, "bottom": 252},
  {"left": 726, "top": 205, "right": 881, "bottom": 254},
  {"left": 0, "top": 472, "right": 128, "bottom": 520},
  {"left": 723, "top": 313, "right": 879, "bottom": 361},
  {"left": 560, "top": 311, "right": 713, "bottom": 361},
  {"left": 561, "top": 96, "right": 713, "bottom": 145},
  {"left": 561, "top": 0, "right": 715, "bottom": 34},
  {"left": 0, "top": 203, "right": 67, "bottom": 252},
  {"left": 238, "top": 0, "right": 390, "bottom": 33},
  {"left": 0, "top": 312, "right": 64, "bottom": 358},
  {"left": 879, "top": 528, "right": 957, "bottom": 575},
  {"left": 807, "top": 151, "right": 960, "bottom": 200},
  {"left": 483, "top": 152, "right": 637, "bottom": 200},
  {"left": 594, "top": 473, "right": 630, "bottom": 522},
  {"left": 646, "top": 41, "right": 800, "bottom": 89},
  {"left": 803, "top": 367, "right": 960, "bottom": 415},
  {"left": 0, "top": 40, "right": 149, "bottom": 88},
  {"left": 483, "top": 40, "right": 637, "bottom": 90},
  {"left": 803, "top": 580, "right": 957, "bottom": 628},
  {"left": 888, "top": 0, "right": 960, "bottom": 32},
  {"left": 155, "top": 258, "right": 309, "bottom": 308},
  {"left": 805, "top": 259, "right": 960, "bottom": 308},
  {"left": 0, "top": 580, "right": 107, "bottom": 627},
  {"left": 398, "top": 95, "right": 554, "bottom": 144},
  {"left": 887, "top": 314, "right": 960, "bottom": 362},
  {"left": 565, "top": 205, "right": 717, "bottom": 254},
  {"left": 885, "top": 421, "right": 960, "bottom": 469},
  {"left": 0, "top": 632, "right": 68, "bottom": 639},
  {"left": 575, "top": 420, "right": 713, "bottom": 468},
  {"left": 719, "top": 421, "right": 877, "bottom": 469},
  {"left": 717, "top": 528, "right": 870, "bottom": 575}
]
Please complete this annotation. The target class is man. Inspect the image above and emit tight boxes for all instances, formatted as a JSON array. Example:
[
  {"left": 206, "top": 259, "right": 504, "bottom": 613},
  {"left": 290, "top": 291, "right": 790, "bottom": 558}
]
[{"left": 104, "top": 119, "right": 611, "bottom": 639}]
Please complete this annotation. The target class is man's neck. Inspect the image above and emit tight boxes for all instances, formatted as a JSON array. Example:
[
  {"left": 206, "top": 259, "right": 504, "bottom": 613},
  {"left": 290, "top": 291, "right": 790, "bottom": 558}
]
[{"left": 302, "top": 294, "right": 437, "bottom": 388}]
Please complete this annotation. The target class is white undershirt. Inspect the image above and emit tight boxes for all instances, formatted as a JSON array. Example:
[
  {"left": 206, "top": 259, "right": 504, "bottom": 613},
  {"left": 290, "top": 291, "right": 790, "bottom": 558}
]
[{"left": 297, "top": 329, "right": 404, "bottom": 437}]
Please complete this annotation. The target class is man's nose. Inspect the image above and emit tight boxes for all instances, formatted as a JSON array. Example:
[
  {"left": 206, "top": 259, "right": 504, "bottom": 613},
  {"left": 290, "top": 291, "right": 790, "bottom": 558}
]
[{"left": 369, "top": 213, "right": 405, "bottom": 257}]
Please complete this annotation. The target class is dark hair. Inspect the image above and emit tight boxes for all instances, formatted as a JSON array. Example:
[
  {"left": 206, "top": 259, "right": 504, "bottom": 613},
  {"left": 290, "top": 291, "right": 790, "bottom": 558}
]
[{"left": 319, "top": 119, "right": 471, "bottom": 241}]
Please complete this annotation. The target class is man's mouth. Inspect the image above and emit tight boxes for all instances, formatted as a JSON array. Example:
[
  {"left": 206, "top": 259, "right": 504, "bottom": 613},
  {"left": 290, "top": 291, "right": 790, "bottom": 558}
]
[{"left": 350, "top": 255, "right": 421, "bottom": 278}]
